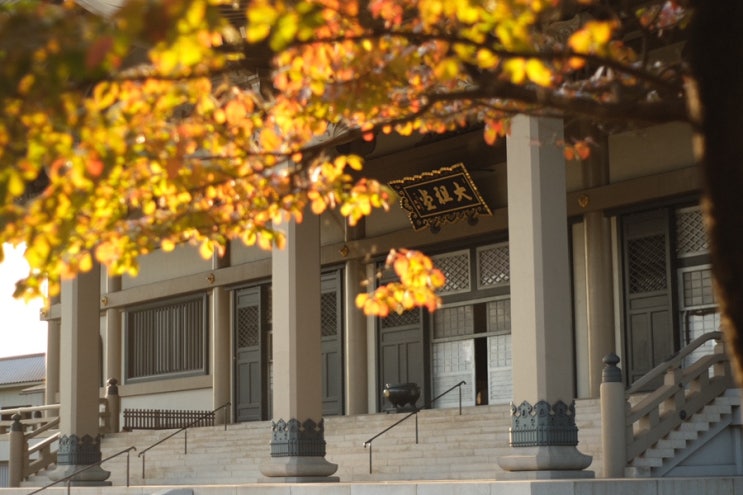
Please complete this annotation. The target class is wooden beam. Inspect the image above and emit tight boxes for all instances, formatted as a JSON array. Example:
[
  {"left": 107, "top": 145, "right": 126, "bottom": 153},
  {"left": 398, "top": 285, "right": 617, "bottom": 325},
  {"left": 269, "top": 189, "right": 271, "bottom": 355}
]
[{"left": 77, "top": 166, "right": 699, "bottom": 311}]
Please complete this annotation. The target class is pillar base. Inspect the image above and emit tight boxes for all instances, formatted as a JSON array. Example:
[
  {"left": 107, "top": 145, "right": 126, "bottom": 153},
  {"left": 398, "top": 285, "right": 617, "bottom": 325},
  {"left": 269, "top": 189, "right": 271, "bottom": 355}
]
[
  {"left": 47, "top": 464, "right": 112, "bottom": 485},
  {"left": 498, "top": 445, "right": 593, "bottom": 475},
  {"left": 48, "top": 434, "right": 111, "bottom": 485},
  {"left": 259, "top": 456, "right": 339, "bottom": 482}
]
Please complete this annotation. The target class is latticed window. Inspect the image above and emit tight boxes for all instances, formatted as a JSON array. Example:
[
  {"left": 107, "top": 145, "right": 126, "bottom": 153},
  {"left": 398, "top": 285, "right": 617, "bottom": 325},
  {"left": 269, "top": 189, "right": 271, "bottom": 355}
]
[
  {"left": 433, "top": 305, "right": 474, "bottom": 339},
  {"left": 675, "top": 206, "right": 709, "bottom": 258},
  {"left": 321, "top": 291, "right": 338, "bottom": 337},
  {"left": 237, "top": 305, "right": 259, "bottom": 348},
  {"left": 381, "top": 309, "right": 420, "bottom": 329},
  {"left": 477, "top": 243, "right": 510, "bottom": 288},
  {"left": 432, "top": 250, "right": 471, "bottom": 295},
  {"left": 627, "top": 235, "right": 667, "bottom": 293},
  {"left": 487, "top": 298, "right": 511, "bottom": 334},
  {"left": 681, "top": 267, "right": 716, "bottom": 308},
  {"left": 125, "top": 294, "right": 208, "bottom": 381}
]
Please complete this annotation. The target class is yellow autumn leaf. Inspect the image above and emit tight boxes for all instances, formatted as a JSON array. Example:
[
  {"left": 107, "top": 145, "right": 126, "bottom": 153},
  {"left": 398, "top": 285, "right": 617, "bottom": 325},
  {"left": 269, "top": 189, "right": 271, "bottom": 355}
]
[
  {"left": 271, "top": 12, "right": 299, "bottom": 51},
  {"left": 246, "top": 4, "right": 278, "bottom": 43},
  {"left": 434, "top": 57, "right": 461, "bottom": 80},
  {"left": 568, "top": 21, "right": 615, "bottom": 54},
  {"left": 504, "top": 58, "right": 526, "bottom": 84},
  {"left": 199, "top": 240, "right": 214, "bottom": 259},
  {"left": 7, "top": 171, "right": 25, "bottom": 197},
  {"left": 525, "top": 59, "right": 552, "bottom": 86},
  {"left": 78, "top": 252, "right": 93, "bottom": 272},
  {"left": 347, "top": 155, "right": 363, "bottom": 171},
  {"left": 476, "top": 49, "right": 499, "bottom": 69}
]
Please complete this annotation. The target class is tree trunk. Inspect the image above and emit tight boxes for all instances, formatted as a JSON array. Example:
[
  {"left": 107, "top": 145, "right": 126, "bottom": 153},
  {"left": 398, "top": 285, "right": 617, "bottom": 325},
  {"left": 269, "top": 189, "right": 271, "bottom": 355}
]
[{"left": 688, "top": 0, "right": 743, "bottom": 381}]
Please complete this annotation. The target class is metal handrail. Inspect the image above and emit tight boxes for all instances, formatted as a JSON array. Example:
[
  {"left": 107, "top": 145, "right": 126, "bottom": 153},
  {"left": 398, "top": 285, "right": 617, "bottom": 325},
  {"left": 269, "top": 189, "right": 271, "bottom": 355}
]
[
  {"left": 137, "top": 401, "right": 230, "bottom": 480},
  {"left": 362, "top": 380, "right": 466, "bottom": 474},
  {"left": 26, "top": 446, "right": 136, "bottom": 495},
  {"left": 428, "top": 380, "right": 467, "bottom": 414}
]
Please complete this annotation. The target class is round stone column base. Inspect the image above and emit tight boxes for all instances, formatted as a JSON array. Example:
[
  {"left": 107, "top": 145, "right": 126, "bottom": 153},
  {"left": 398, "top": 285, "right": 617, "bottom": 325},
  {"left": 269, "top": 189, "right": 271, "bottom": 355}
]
[
  {"left": 47, "top": 464, "right": 111, "bottom": 485},
  {"left": 259, "top": 456, "right": 339, "bottom": 483},
  {"left": 498, "top": 445, "right": 593, "bottom": 475}
]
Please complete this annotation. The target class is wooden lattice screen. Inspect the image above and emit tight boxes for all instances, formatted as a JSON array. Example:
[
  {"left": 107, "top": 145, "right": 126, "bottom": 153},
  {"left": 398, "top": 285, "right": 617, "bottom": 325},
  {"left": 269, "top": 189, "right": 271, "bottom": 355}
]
[{"left": 122, "top": 408, "right": 214, "bottom": 431}]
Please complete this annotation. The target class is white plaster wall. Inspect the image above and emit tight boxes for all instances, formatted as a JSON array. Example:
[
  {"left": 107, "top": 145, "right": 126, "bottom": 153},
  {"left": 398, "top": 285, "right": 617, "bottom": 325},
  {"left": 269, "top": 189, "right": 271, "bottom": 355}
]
[
  {"left": 609, "top": 122, "right": 694, "bottom": 182},
  {"left": 0, "top": 387, "right": 43, "bottom": 409},
  {"left": 122, "top": 244, "right": 210, "bottom": 289},
  {"left": 230, "top": 210, "right": 345, "bottom": 266},
  {"left": 320, "top": 210, "right": 346, "bottom": 245},
  {"left": 230, "top": 240, "right": 271, "bottom": 265},
  {"left": 120, "top": 388, "right": 212, "bottom": 411}
]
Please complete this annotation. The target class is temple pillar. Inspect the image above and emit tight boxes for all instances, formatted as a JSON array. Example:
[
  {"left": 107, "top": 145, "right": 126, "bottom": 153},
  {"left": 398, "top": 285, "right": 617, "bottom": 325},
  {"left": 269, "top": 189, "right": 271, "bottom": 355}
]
[
  {"left": 575, "top": 124, "right": 615, "bottom": 398},
  {"left": 259, "top": 211, "right": 338, "bottom": 482},
  {"left": 583, "top": 211, "right": 615, "bottom": 398},
  {"left": 45, "top": 318, "right": 60, "bottom": 407},
  {"left": 48, "top": 266, "right": 111, "bottom": 485},
  {"left": 212, "top": 249, "right": 232, "bottom": 425},
  {"left": 497, "top": 115, "right": 593, "bottom": 479},
  {"left": 103, "top": 274, "right": 121, "bottom": 392},
  {"left": 343, "top": 219, "right": 368, "bottom": 415},
  {"left": 344, "top": 259, "right": 368, "bottom": 415},
  {"left": 211, "top": 286, "right": 231, "bottom": 424}
]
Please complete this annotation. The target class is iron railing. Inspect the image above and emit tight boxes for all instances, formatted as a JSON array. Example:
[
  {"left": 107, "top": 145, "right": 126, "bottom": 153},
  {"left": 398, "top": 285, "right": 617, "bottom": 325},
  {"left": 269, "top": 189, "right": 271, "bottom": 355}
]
[
  {"left": 362, "top": 380, "right": 466, "bottom": 474},
  {"left": 137, "top": 401, "right": 230, "bottom": 479}
]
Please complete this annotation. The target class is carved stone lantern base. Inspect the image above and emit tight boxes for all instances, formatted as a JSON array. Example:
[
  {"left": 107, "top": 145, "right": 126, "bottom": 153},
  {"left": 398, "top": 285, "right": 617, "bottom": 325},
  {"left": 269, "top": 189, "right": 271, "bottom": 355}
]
[
  {"left": 497, "top": 400, "right": 594, "bottom": 479},
  {"left": 47, "top": 434, "right": 111, "bottom": 486},
  {"left": 259, "top": 418, "right": 339, "bottom": 483}
]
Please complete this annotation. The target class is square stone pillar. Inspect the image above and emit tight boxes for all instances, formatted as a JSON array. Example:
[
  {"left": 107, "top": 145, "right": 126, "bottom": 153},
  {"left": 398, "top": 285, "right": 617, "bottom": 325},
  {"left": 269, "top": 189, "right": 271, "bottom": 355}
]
[
  {"left": 259, "top": 211, "right": 338, "bottom": 482},
  {"left": 497, "top": 115, "right": 593, "bottom": 479},
  {"left": 49, "top": 266, "right": 111, "bottom": 485}
]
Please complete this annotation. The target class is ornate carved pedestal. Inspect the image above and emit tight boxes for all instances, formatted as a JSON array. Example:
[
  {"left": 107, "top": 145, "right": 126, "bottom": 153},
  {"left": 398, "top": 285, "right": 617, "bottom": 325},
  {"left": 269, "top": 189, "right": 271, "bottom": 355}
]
[
  {"left": 259, "top": 418, "right": 339, "bottom": 482},
  {"left": 47, "top": 434, "right": 111, "bottom": 485},
  {"left": 497, "top": 400, "right": 594, "bottom": 479}
]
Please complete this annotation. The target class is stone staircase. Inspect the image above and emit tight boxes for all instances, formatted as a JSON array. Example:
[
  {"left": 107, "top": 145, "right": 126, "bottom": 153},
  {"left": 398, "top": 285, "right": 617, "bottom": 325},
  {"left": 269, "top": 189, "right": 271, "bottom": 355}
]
[
  {"left": 626, "top": 389, "right": 742, "bottom": 477},
  {"left": 22, "top": 400, "right": 603, "bottom": 486},
  {"left": 20, "top": 384, "right": 741, "bottom": 486}
]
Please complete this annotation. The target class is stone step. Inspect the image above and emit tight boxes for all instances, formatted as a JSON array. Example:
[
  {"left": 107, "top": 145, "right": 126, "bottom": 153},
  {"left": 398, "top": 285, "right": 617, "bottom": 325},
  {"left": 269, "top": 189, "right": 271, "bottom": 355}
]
[
  {"left": 655, "top": 437, "right": 687, "bottom": 450},
  {"left": 22, "top": 398, "right": 607, "bottom": 486},
  {"left": 630, "top": 456, "right": 663, "bottom": 468}
]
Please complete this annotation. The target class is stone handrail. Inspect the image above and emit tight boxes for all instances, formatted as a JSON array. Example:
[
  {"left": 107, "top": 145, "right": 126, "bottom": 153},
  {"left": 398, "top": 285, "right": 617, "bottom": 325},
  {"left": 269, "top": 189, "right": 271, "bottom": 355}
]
[
  {"left": 626, "top": 331, "right": 723, "bottom": 395},
  {"left": 0, "top": 405, "right": 60, "bottom": 435},
  {"left": 624, "top": 333, "right": 732, "bottom": 462},
  {"left": 6, "top": 378, "right": 122, "bottom": 487},
  {"left": 25, "top": 432, "right": 60, "bottom": 479}
]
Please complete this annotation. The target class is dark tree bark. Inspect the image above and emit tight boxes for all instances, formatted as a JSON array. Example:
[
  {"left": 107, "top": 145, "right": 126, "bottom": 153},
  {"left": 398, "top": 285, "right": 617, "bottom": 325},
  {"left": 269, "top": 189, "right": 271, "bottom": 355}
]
[{"left": 688, "top": 0, "right": 743, "bottom": 381}]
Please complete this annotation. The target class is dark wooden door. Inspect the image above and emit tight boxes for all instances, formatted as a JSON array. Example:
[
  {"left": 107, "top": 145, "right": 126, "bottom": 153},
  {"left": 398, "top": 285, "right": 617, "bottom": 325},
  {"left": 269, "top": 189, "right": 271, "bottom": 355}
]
[
  {"left": 321, "top": 270, "right": 343, "bottom": 416},
  {"left": 234, "top": 286, "right": 268, "bottom": 421},
  {"left": 622, "top": 209, "right": 675, "bottom": 386},
  {"left": 379, "top": 309, "right": 426, "bottom": 410}
]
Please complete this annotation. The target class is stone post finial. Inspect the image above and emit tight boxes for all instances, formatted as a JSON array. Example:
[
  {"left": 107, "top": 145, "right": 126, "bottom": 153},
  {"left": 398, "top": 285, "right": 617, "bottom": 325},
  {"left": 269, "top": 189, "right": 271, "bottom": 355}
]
[
  {"left": 602, "top": 353, "right": 622, "bottom": 383},
  {"left": 10, "top": 413, "right": 23, "bottom": 432},
  {"left": 105, "top": 378, "right": 121, "bottom": 433},
  {"left": 106, "top": 378, "right": 118, "bottom": 396}
]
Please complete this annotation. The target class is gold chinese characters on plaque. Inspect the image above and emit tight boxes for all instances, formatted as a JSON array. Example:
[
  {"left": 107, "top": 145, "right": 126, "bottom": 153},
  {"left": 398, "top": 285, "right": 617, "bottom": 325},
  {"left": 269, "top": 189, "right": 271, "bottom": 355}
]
[{"left": 389, "top": 163, "right": 492, "bottom": 232}]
